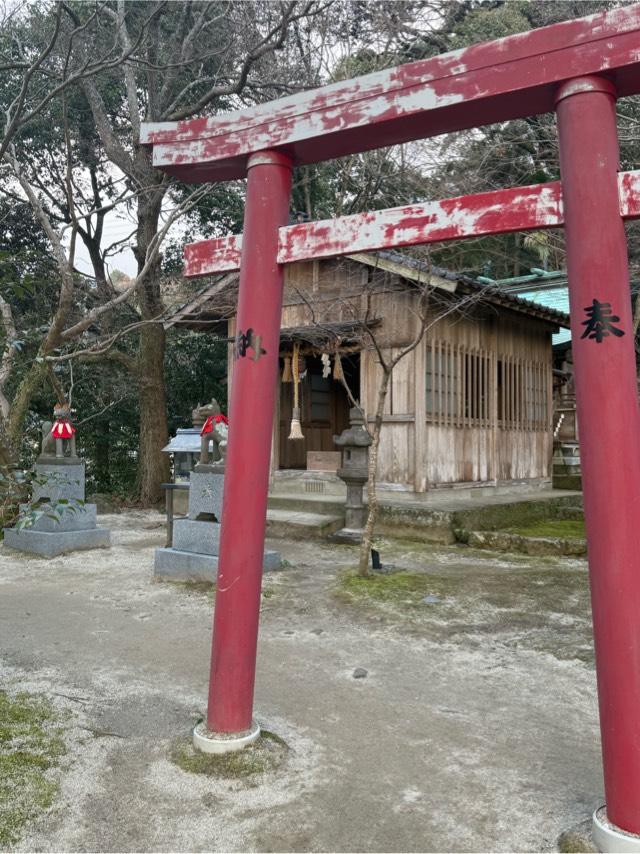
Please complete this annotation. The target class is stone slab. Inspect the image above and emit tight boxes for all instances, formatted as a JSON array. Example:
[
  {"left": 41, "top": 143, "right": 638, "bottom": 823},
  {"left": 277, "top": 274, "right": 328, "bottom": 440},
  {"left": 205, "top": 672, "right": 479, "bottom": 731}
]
[
  {"left": 266, "top": 508, "right": 344, "bottom": 540},
  {"left": 18, "top": 502, "right": 97, "bottom": 533},
  {"left": 32, "top": 462, "right": 85, "bottom": 503},
  {"left": 188, "top": 470, "right": 224, "bottom": 520},
  {"left": 329, "top": 527, "right": 364, "bottom": 545},
  {"left": 172, "top": 518, "right": 221, "bottom": 555},
  {"left": 153, "top": 547, "right": 281, "bottom": 583},
  {"left": 3, "top": 526, "right": 110, "bottom": 558}
]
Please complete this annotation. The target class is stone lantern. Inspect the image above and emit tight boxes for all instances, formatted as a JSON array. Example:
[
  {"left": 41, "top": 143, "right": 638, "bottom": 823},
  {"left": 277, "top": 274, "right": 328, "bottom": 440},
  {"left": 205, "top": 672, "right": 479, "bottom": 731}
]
[{"left": 332, "top": 406, "right": 372, "bottom": 543}]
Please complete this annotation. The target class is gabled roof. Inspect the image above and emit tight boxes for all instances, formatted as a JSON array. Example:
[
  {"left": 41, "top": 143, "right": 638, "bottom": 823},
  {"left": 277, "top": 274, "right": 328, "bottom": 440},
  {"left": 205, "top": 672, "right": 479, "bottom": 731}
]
[
  {"left": 371, "top": 250, "right": 570, "bottom": 329},
  {"left": 165, "top": 251, "right": 571, "bottom": 331}
]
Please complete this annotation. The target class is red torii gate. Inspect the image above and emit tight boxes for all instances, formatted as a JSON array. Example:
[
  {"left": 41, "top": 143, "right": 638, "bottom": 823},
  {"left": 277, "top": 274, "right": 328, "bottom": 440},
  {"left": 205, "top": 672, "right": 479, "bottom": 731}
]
[{"left": 143, "top": 6, "right": 640, "bottom": 848}]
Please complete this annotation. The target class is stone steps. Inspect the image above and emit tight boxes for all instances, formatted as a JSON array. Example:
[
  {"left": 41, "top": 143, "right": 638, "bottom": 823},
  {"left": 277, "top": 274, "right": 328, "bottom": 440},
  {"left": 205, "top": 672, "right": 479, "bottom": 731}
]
[
  {"left": 268, "top": 493, "right": 346, "bottom": 515},
  {"left": 266, "top": 507, "right": 344, "bottom": 540}
]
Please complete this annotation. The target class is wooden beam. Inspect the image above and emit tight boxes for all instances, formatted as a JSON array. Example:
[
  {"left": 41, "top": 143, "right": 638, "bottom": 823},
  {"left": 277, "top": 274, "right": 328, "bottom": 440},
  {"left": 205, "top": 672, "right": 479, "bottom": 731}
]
[
  {"left": 279, "top": 183, "right": 564, "bottom": 264},
  {"left": 141, "top": 5, "right": 640, "bottom": 182},
  {"left": 183, "top": 236, "right": 242, "bottom": 279},
  {"left": 182, "top": 170, "right": 640, "bottom": 278},
  {"left": 620, "top": 169, "right": 640, "bottom": 219}
]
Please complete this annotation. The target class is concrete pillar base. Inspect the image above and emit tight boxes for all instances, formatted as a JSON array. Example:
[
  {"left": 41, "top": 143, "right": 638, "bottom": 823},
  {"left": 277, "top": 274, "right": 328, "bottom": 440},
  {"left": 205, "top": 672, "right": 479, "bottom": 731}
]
[
  {"left": 192, "top": 720, "right": 260, "bottom": 755},
  {"left": 593, "top": 807, "right": 640, "bottom": 852}
]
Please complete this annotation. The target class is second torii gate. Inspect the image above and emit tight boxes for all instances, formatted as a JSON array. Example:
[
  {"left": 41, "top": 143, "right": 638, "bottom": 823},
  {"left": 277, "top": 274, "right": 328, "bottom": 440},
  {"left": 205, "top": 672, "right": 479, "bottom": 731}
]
[{"left": 143, "top": 6, "right": 640, "bottom": 849}]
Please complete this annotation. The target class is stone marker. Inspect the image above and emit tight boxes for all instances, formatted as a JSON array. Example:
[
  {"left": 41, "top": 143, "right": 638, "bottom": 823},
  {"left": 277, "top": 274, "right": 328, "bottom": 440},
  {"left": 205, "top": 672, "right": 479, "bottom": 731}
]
[
  {"left": 154, "top": 400, "right": 281, "bottom": 582},
  {"left": 3, "top": 404, "right": 110, "bottom": 557}
]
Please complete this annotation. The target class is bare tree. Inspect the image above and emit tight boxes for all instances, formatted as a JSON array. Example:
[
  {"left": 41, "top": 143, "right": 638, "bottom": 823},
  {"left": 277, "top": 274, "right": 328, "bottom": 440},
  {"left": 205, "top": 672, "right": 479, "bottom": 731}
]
[
  {"left": 0, "top": 0, "right": 158, "bottom": 160},
  {"left": 0, "top": 137, "right": 211, "bottom": 458},
  {"left": 58, "top": 0, "right": 321, "bottom": 503},
  {"left": 0, "top": 1, "right": 322, "bottom": 502}
]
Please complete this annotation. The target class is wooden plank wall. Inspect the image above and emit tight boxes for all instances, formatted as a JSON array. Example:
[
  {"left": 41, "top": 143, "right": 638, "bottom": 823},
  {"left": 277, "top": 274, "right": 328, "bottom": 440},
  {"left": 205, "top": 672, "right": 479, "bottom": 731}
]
[
  {"left": 364, "top": 307, "right": 553, "bottom": 490},
  {"left": 228, "top": 257, "right": 554, "bottom": 490}
]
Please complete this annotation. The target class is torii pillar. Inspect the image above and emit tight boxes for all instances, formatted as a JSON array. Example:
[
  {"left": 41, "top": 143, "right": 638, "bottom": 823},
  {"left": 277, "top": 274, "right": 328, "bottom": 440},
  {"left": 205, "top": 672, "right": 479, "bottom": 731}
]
[
  {"left": 192, "top": 151, "right": 293, "bottom": 754},
  {"left": 556, "top": 76, "right": 640, "bottom": 848}
]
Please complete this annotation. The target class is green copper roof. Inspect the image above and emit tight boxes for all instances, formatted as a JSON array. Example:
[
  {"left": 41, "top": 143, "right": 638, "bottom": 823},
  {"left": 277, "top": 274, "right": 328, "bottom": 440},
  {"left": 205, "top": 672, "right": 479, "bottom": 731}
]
[{"left": 476, "top": 270, "right": 571, "bottom": 344}]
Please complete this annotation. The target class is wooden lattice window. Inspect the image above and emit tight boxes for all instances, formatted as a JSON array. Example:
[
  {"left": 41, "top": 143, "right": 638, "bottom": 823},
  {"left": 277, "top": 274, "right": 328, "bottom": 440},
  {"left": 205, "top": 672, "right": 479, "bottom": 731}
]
[
  {"left": 426, "top": 341, "right": 491, "bottom": 427},
  {"left": 426, "top": 342, "right": 550, "bottom": 430},
  {"left": 497, "top": 357, "right": 549, "bottom": 430}
]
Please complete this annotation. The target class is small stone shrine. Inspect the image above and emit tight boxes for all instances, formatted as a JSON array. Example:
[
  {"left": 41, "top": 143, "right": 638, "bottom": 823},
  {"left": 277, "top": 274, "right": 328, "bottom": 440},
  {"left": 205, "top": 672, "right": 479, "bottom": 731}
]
[
  {"left": 3, "top": 403, "right": 110, "bottom": 557},
  {"left": 331, "top": 405, "right": 372, "bottom": 544},
  {"left": 154, "top": 399, "right": 281, "bottom": 582}
]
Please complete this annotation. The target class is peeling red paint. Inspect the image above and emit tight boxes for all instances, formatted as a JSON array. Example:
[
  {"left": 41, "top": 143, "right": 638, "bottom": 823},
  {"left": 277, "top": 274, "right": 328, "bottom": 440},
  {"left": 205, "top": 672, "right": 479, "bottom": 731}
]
[
  {"left": 184, "top": 235, "right": 243, "bottom": 276},
  {"left": 141, "top": 5, "right": 640, "bottom": 182},
  {"left": 619, "top": 169, "right": 640, "bottom": 218},
  {"left": 182, "top": 170, "right": 640, "bottom": 277}
]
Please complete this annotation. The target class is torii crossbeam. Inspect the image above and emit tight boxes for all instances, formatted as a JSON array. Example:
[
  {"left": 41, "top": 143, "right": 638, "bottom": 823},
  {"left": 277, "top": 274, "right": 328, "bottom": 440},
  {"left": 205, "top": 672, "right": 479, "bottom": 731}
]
[{"left": 143, "top": 7, "right": 640, "bottom": 848}]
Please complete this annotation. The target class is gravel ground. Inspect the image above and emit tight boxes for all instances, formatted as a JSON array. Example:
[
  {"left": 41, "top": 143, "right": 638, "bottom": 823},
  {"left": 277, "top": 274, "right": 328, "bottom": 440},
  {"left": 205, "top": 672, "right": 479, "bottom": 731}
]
[{"left": 0, "top": 511, "right": 602, "bottom": 852}]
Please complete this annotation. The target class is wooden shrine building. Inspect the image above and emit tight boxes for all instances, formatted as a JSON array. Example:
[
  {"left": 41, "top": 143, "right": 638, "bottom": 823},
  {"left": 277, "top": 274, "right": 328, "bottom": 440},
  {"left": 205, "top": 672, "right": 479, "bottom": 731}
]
[{"left": 167, "top": 251, "right": 569, "bottom": 494}]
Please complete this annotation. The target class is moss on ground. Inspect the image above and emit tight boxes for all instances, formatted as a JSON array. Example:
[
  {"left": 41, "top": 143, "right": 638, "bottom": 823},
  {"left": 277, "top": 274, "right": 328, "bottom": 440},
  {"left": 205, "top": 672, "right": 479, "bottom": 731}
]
[
  {"left": 159, "top": 578, "right": 216, "bottom": 598},
  {"left": 505, "top": 519, "right": 586, "bottom": 540},
  {"left": 451, "top": 496, "right": 582, "bottom": 533},
  {"left": 338, "top": 570, "right": 434, "bottom": 605},
  {"left": 0, "top": 691, "right": 66, "bottom": 846},
  {"left": 170, "top": 729, "right": 288, "bottom": 778},
  {"left": 336, "top": 562, "right": 594, "bottom": 662}
]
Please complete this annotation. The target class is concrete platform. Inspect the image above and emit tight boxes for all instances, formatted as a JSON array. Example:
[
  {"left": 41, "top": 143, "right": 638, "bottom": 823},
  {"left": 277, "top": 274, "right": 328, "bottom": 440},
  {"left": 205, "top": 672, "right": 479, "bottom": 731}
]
[
  {"left": 154, "top": 546, "right": 282, "bottom": 582},
  {"left": 267, "top": 488, "right": 583, "bottom": 544},
  {"left": 3, "top": 525, "right": 110, "bottom": 557}
]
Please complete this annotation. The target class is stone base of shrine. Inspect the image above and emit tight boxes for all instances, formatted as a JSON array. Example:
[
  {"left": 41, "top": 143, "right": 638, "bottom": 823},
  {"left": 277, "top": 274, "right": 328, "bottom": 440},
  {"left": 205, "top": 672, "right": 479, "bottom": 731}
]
[
  {"left": 3, "top": 525, "right": 110, "bottom": 558},
  {"left": 153, "top": 547, "right": 281, "bottom": 583}
]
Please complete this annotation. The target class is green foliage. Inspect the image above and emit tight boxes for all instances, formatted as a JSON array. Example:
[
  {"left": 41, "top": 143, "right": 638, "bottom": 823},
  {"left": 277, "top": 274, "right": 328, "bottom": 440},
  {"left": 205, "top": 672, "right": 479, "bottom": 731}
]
[
  {"left": 165, "top": 329, "right": 228, "bottom": 436},
  {"left": 0, "top": 691, "right": 66, "bottom": 846},
  {"left": 447, "top": 3, "right": 533, "bottom": 49},
  {"left": 0, "top": 199, "right": 58, "bottom": 317}
]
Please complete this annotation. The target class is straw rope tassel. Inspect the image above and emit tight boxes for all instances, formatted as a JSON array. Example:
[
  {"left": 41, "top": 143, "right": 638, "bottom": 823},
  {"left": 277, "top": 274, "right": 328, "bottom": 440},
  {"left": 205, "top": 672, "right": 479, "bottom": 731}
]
[
  {"left": 288, "top": 341, "right": 304, "bottom": 440},
  {"left": 282, "top": 355, "right": 292, "bottom": 382},
  {"left": 333, "top": 352, "right": 344, "bottom": 381}
]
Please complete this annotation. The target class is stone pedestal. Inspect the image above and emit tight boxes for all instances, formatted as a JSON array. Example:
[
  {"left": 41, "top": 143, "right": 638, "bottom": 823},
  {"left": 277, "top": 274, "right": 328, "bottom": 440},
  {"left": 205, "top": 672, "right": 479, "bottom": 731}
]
[
  {"left": 154, "top": 463, "right": 281, "bottom": 582},
  {"left": 3, "top": 457, "right": 110, "bottom": 557}
]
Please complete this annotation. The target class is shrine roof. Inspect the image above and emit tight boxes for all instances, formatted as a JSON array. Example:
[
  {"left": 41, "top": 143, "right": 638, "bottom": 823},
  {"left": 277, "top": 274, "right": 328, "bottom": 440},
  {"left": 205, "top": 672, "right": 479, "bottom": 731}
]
[{"left": 164, "top": 252, "right": 570, "bottom": 332}]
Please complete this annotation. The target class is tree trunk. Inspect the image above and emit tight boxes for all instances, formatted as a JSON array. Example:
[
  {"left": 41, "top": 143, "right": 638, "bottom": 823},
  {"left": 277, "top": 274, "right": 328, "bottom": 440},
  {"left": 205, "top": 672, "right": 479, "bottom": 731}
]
[
  {"left": 7, "top": 359, "right": 48, "bottom": 453},
  {"left": 133, "top": 156, "right": 170, "bottom": 506},
  {"left": 136, "top": 322, "right": 169, "bottom": 504},
  {"left": 358, "top": 370, "right": 391, "bottom": 576},
  {"left": 358, "top": 423, "right": 382, "bottom": 576}
]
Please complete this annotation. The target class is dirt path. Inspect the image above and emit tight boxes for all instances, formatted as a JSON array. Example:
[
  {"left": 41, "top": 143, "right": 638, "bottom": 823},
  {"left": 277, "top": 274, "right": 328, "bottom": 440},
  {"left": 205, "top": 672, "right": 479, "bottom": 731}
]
[{"left": 0, "top": 512, "right": 601, "bottom": 852}]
